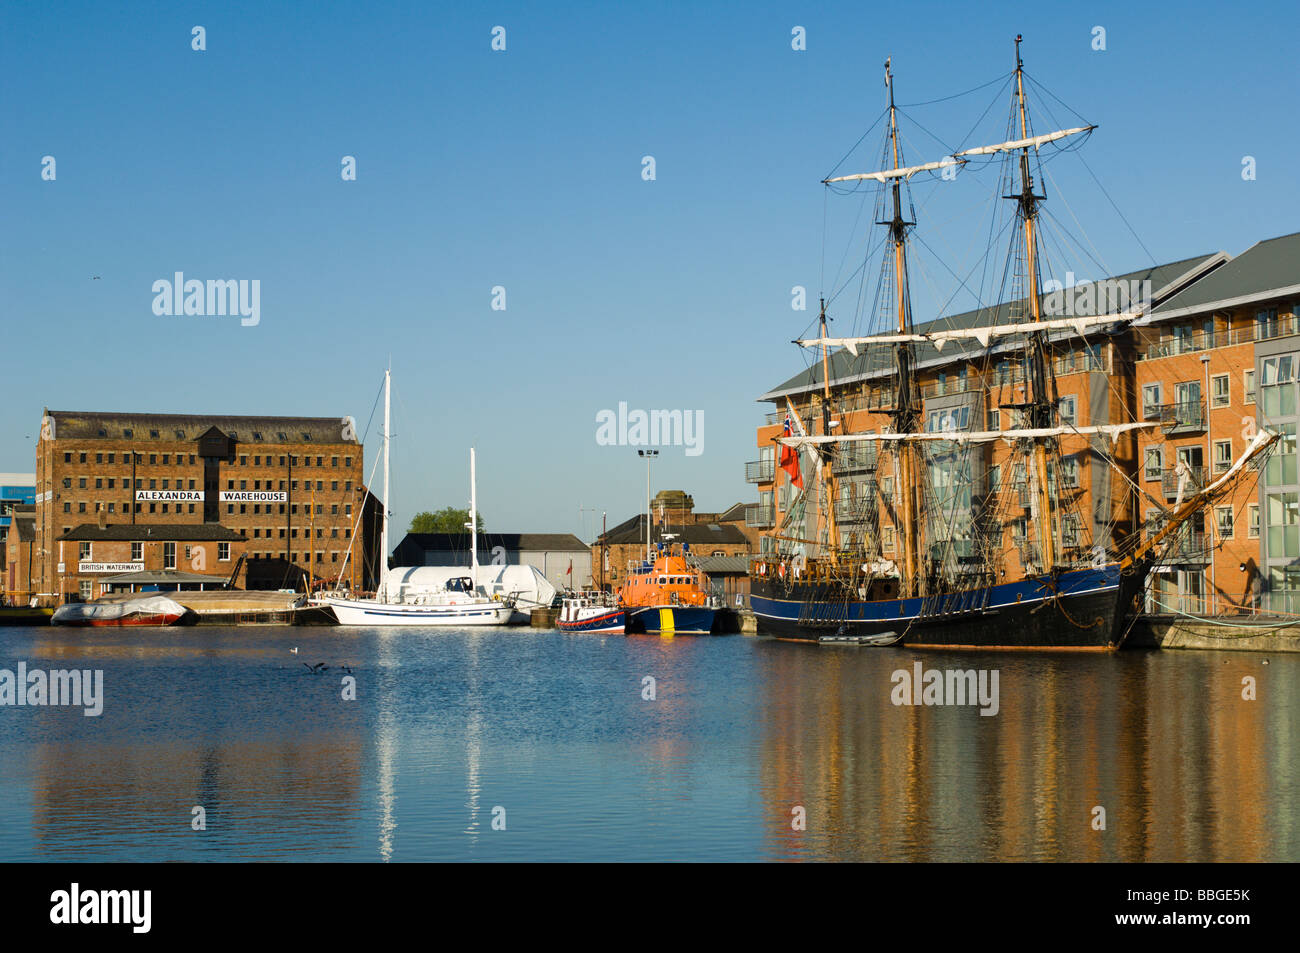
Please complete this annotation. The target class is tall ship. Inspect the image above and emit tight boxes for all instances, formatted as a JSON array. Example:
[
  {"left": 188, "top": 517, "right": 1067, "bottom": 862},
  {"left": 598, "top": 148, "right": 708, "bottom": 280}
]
[{"left": 749, "top": 39, "right": 1278, "bottom": 649}]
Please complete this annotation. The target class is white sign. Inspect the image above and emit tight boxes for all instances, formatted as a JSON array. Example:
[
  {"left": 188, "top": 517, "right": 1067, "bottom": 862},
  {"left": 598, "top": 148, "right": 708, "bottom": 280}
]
[
  {"left": 219, "top": 491, "right": 287, "bottom": 502},
  {"left": 135, "top": 490, "right": 204, "bottom": 502},
  {"left": 78, "top": 562, "right": 146, "bottom": 574}
]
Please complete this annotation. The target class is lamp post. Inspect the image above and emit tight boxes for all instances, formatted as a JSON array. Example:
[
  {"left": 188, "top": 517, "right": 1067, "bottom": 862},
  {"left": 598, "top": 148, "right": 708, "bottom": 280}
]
[{"left": 638, "top": 449, "right": 658, "bottom": 564}]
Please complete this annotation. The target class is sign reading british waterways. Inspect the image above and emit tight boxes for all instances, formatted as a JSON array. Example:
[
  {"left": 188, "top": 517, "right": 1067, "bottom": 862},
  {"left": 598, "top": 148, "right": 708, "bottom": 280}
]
[
  {"left": 135, "top": 490, "right": 204, "bottom": 502},
  {"left": 219, "top": 491, "right": 287, "bottom": 502},
  {"left": 78, "top": 562, "right": 146, "bottom": 573}
]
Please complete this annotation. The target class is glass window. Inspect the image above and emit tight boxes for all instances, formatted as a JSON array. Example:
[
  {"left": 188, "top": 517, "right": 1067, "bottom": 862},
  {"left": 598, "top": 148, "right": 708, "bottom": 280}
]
[
  {"left": 1215, "top": 506, "right": 1234, "bottom": 539},
  {"left": 1214, "top": 440, "right": 1232, "bottom": 473},
  {"left": 1212, "top": 374, "right": 1230, "bottom": 407},
  {"left": 1144, "top": 447, "right": 1163, "bottom": 481}
]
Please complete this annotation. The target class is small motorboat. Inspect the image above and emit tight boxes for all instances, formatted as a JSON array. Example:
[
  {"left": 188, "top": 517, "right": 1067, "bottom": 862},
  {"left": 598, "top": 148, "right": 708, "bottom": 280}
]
[
  {"left": 557, "top": 592, "right": 625, "bottom": 634},
  {"left": 51, "top": 595, "right": 190, "bottom": 627}
]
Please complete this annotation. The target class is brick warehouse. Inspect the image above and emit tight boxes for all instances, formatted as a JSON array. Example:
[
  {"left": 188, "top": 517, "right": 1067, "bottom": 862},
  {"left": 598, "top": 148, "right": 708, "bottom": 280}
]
[
  {"left": 750, "top": 231, "right": 1300, "bottom": 617},
  {"left": 31, "top": 411, "right": 383, "bottom": 604}
]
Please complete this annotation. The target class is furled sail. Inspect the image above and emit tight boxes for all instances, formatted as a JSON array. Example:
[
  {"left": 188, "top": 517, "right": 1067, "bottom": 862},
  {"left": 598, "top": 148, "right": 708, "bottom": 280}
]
[
  {"left": 777, "top": 421, "right": 1156, "bottom": 447},
  {"left": 824, "top": 157, "right": 966, "bottom": 184},
  {"left": 954, "top": 125, "right": 1095, "bottom": 157},
  {"left": 796, "top": 312, "right": 1141, "bottom": 355}
]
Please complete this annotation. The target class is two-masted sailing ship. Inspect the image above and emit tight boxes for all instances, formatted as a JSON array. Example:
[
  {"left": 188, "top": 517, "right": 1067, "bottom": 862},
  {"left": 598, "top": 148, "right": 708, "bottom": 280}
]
[{"left": 749, "top": 38, "right": 1278, "bottom": 649}]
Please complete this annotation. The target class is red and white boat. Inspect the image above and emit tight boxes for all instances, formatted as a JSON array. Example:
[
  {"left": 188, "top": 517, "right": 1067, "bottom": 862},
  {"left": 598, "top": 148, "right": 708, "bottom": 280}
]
[
  {"left": 556, "top": 593, "right": 625, "bottom": 634},
  {"left": 51, "top": 595, "right": 190, "bottom": 627}
]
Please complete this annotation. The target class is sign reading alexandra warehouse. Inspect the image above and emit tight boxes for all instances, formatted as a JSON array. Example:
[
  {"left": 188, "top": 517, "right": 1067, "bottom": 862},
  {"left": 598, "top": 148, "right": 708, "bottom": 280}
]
[
  {"left": 219, "top": 490, "right": 288, "bottom": 502},
  {"left": 135, "top": 490, "right": 205, "bottom": 502}
]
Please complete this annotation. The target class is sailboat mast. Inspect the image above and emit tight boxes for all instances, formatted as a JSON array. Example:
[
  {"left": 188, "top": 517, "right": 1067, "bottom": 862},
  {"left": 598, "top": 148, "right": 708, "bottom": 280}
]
[
  {"left": 885, "top": 58, "right": 922, "bottom": 597},
  {"left": 470, "top": 447, "right": 479, "bottom": 581},
  {"left": 818, "top": 298, "right": 842, "bottom": 564},
  {"left": 381, "top": 366, "right": 391, "bottom": 598},
  {"left": 1012, "top": 35, "right": 1058, "bottom": 571}
]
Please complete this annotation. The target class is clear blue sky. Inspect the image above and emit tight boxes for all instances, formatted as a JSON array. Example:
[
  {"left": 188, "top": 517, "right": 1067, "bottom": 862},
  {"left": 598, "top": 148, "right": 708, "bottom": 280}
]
[{"left": 3, "top": 1, "right": 1296, "bottom": 543}]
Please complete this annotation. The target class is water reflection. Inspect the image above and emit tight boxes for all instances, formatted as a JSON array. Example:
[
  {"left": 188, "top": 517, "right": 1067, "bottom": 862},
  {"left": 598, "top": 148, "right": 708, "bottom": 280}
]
[
  {"left": 755, "top": 645, "right": 1298, "bottom": 861},
  {"left": 0, "top": 626, "right": 1295, "bottom": 861}
]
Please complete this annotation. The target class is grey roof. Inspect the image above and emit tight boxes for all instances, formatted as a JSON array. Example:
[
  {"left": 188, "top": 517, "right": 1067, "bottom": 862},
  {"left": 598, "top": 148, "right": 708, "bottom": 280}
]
[
  {"left": 57, "top": 523, "right": 245, "bottom": 542},
  {"left": 10, "top": 514, "right": 35, "bottom": 541},
  {"left": 44, "top": 411, "right": 360, "bottom": 444},
  {"left": 759, "top": 252, "right": 1226, "bottom": 401},
  {"left": 599, "top": 517, "right": 747, "bottom": 547},
  {"left": 1144, "top": 231, "right": 1300, "bottom": 323},
  {"left": 100, "top": 570, "right": 227, "bottom": 584},
  {"left": 394, "top": 532, "right": 588, "bottom": 553},
  {"left": 714, "top": 502, "right": 748, "bottom": 523},
  {"left": 697, "top": 555, "right": 750, "bottom": 574}
]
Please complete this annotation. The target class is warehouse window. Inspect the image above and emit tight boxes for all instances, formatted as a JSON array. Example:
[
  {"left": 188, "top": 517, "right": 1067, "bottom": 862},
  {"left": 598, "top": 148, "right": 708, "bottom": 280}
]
[
  {"left": 219, "top": 543, "right": 230, "bottom": 561},
  {"left": 131, "top": 542, "right": 142, "bottom": 561},
  {"left": 163, "top": 543, "right": 175, "bottom": 569}
]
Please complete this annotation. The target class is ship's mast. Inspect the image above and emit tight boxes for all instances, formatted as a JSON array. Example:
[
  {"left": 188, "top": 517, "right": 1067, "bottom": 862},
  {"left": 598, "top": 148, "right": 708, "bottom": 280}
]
[
  {"left": 817, "top": 297, "right": 842, "bottom": 565},
  {"left": 1011, "top": 35, "right": 1058, "bottom": 572},
  {"left": 883, "top": 58, "right": 923, "bottom": 597}
]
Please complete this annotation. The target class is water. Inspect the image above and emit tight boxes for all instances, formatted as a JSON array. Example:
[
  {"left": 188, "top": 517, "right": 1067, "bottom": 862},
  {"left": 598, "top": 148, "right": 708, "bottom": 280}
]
[{"left": 0, "top": 625, "right": 1296, "bottom": 861}]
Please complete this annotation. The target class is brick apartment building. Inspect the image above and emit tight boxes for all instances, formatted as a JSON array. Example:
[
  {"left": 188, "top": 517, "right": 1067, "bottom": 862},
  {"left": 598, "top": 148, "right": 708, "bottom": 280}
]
[
  {"left": 749, "top": 232, "right": 1300, "bottom": 616},
  {"left": 30, "top": 411, "right": 382, "bottom": 604}
]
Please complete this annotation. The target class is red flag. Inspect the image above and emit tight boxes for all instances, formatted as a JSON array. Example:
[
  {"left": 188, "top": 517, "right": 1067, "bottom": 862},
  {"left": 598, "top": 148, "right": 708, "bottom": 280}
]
[
  {"left": 779, "top": 414, "right": 803, "bottom": 490},
  {"left": 566, "top": 560, "right": 572, "bottom": 577}
]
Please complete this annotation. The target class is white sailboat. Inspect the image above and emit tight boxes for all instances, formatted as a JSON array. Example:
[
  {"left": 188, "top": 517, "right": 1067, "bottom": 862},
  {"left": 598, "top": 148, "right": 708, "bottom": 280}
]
[{"left": 320, "top": 371, "right": 512, "bottom": 627}]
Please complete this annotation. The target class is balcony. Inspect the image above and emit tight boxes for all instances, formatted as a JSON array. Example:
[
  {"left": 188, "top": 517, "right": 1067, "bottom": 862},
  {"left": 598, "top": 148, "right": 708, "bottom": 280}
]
[
  {"left": 745, "top": 459, "right": 775, "bottom": 483},
  {"left": 831, "top": 445, "right": 878, "bottom": 474},
  {"left": 745, "top": 504, "right": 775, "bottom": 529},
  {"left": 1161, "top": 466, "right": 1206, "bottom": 498},
  {"left": 1162, "top": 528, "right": 1209, "bottom": 565},
  {"left": 1155, "top": 400, "right": 1206, "bottom": 436},
  {"left": 834, "top": 500, "right": 876, "bottom": 525},
  {"left": 1139, "top": 314, "right": 1298, "bottom": 361}
]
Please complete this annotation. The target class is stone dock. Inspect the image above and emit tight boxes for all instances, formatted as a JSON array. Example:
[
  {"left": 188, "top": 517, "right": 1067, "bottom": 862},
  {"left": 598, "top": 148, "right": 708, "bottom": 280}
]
[{"left": 1128, "top": 615, "right": 1300, "bottom": 653}]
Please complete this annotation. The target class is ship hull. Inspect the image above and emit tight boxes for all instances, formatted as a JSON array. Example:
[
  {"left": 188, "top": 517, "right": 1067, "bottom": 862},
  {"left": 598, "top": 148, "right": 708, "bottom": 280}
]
[
  {"left": 750, "top": 563, "right": 1147, "bottom": 650},
  {"left": 557, "top": 608, "right": 625, "bottom": 634},
  {"left": 625, "top": 605, "right": 717, "bottom": 635},
  {"left": 319, "top": 596, "right": 511, "bottom": 626}
]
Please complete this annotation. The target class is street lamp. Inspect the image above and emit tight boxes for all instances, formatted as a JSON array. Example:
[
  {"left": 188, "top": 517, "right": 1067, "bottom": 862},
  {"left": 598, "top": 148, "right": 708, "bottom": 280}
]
[{"left": 638, "top": 449, "right": 658, "bottom": 563}]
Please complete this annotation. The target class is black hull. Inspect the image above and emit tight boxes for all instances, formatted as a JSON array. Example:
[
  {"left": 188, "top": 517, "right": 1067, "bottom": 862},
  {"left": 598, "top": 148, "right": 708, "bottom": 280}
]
[{"left": 750, "top": 562, "right": 1149, "bottom": 651}]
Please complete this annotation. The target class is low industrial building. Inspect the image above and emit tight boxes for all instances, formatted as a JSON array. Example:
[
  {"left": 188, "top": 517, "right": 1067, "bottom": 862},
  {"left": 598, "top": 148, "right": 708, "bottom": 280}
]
[{"left": 391, "top": 532, "right": 591, "bottom": 593}]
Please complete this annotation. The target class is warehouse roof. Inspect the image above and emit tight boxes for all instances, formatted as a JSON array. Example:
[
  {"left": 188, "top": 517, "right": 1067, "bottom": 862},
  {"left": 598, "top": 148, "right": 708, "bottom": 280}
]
[
  {"left": 697, "top": 555, "right": 750, "bottom": 574},
  {"left": 57, "top": 523, "right": 245, "bottom": 542},
  {"left": 395, "top": 532, "right": 588, "bottom": 552},
  {"left": 1142, "top": 231, "right": 1300, "bottom": 323},
  {"left": 43, "top": 410, "right": 360, "bottom": 444},
  {"left": 599, "top": 516, "right": 748, "bottom": 546}
]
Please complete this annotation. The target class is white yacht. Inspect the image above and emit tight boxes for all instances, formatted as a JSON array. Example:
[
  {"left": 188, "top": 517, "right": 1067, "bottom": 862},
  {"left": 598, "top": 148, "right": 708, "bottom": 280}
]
[{"left": 319, "top": 370, "right": 512, "bottom": 627}]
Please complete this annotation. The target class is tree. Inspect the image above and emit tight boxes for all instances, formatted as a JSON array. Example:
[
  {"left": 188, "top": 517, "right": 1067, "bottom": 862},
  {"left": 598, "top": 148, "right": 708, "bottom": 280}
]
[{"left": 409, "top": 507, "right": 485, "bottom": 534}]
